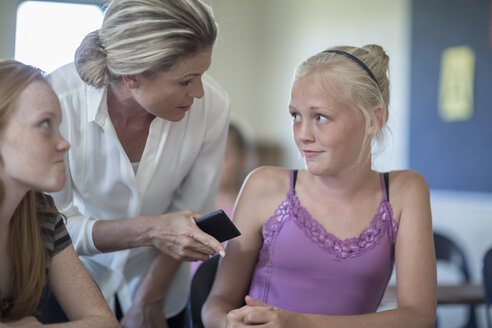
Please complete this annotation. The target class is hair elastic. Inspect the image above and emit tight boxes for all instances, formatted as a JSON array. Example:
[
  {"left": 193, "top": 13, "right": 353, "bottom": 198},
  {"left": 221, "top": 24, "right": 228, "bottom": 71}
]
[{"left": 322, "top": 50, "right": 380, "bottom": 89}]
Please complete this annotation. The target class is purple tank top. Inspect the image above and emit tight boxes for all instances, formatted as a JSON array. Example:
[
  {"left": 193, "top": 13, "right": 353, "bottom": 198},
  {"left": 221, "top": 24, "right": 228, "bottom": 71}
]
[{"left": 248, "top": 170, "right": 398, "bottom": 315}]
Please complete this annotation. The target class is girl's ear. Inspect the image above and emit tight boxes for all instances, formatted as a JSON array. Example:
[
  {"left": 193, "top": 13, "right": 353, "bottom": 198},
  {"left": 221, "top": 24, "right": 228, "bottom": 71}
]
[
  {"left": 369, "top": 105, "right": 386, "bottom": 134},
  {"left": 122, "top": 74, "right": 140, "bottom": 89}
]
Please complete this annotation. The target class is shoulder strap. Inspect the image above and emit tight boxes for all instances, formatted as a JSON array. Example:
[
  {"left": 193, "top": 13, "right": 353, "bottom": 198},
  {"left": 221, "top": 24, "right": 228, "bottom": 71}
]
[
  {"left": 292, "top": 169, "right": 298, "bottom": 190},
  {"left": 384, "top": 172, "right": 389, "bottom": 201}
]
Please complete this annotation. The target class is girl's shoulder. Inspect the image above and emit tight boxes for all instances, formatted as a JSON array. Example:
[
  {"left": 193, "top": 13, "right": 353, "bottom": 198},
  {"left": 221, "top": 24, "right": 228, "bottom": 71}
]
[
  {"left": 387, "top": 169, "right": 429, "bottom": 193},
  {"left": 386, "top": 169, "right": 430, "bottom": 219},
  {"left": 243, "top": 166, "right": 292, "bottom": 197},
  {"left": 235, "top": 167, "right": 292, "bottom": 220}
]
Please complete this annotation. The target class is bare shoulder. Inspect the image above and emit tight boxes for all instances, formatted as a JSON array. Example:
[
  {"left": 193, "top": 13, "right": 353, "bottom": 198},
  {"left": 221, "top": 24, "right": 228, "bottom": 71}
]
[
  {"left": 234, "top": 166, "right": 291, "bottom": 226},
  {"left": 241, "top": 166, "right": 291, "bottom": 198},
  {"left": 388, "top": 170, "right": 431, "bottom": 223},
  {"left": 389, "top": 169, "right": 430, "bottom": 195}
]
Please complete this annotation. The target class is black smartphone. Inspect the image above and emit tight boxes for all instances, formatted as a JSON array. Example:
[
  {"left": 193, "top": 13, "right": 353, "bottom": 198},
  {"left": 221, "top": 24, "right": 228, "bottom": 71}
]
[{"left": 195, "top": 209, "right": 241, "bottom": 242}]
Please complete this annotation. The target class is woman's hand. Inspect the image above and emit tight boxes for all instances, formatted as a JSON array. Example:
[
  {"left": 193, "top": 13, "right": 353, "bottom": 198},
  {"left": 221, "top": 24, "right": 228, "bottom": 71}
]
[
  {"left": 148, "top": 210, "right": 225, "bottom": 262},
  {"left": 120, "top": 252, "right": 176, "bottom": 328},
  {"left": 120, "top": 300, "right": 168, "bottom": 328},
  {"left": 226, "top": 296, "right": 304, "bottom": 328}
]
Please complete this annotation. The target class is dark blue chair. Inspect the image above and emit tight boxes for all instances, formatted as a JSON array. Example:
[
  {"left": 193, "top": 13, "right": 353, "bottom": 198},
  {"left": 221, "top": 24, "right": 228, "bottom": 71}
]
[
  {"left": 35, "top": 284, "right": 68, "bottom": 324},
  {"left": 188, "top": 255, "right": 220, "bottom": 328},
  {"left": 483, "top": 248, "right": 492, "bottom": 328},
  {"left": 434, "top": 232, "right": 477, "bottom": 328}
]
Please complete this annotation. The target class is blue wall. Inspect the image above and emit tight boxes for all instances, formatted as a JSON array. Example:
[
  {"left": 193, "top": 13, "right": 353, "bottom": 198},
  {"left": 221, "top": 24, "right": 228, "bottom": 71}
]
[{"left": 409, "top": 0, "right": 492, "bottom": 192}]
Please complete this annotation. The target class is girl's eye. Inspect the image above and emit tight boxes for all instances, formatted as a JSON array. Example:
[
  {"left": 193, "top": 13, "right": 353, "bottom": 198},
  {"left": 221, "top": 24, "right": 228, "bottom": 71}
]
[
  {"left": 40, "top": 120, "right": 50, "bottom": 129},
  {"left": 291, "top": 113, "right": 300, "bottom": 121},
  {"left": 315, "top": 115, "right": 328, "bottom": 123},
  {"left": 179, "top": 79, "right": 192, "bottom": 86}
]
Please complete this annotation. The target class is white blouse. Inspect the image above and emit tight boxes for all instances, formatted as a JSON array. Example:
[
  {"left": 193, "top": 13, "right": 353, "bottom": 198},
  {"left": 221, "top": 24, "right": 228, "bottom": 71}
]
[{"left": 47, "top": 63, "right": 230, "bottom": 317}]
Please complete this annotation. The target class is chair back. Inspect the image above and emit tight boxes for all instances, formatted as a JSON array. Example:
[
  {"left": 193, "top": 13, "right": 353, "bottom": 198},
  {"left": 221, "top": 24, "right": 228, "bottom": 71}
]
[
  {"left": 433, "top": 232, "right": 476, "bottom": 327},
  {"left": 483, "top": 248, "right": 492, "bottom": 328},
  {"left": 189, "top": 254, "right": 220, "bottom": 328},
  {"left": 434, "top": 232, "right": 471, "bottom": 281}
]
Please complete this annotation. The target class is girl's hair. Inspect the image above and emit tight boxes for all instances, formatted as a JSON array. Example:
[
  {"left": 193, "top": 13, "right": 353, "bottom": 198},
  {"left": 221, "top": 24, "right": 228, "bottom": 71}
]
[
  {"left": 0, "top": 60, "right": 48, "bottom": 320},
  {"left": 293, "top": 44, "right": 390, "bottom": 166},
  {"left": 75, "top": 0, "right": 218, "bottom": 88}
]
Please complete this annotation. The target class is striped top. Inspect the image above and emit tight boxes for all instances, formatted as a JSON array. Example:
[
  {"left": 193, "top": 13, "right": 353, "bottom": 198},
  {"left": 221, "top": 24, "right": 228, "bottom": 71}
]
[{"left": 37, "top": 193, "right": 72, "bottom": 268}]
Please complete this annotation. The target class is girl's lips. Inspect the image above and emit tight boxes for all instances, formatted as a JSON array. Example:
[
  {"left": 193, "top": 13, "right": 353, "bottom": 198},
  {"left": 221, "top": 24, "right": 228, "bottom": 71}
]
[
  {"left": 177, "top": 106, "right": 191, "bottom": 112},
  {"left": 303, "top": 150, "right": 322, "bottom": 158}
]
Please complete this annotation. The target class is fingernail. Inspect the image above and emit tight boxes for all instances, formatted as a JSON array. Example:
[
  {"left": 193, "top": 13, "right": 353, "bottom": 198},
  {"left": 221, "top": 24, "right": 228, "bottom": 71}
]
[{"left": 219, "top": 251, "right": 225, "bottom": 257}]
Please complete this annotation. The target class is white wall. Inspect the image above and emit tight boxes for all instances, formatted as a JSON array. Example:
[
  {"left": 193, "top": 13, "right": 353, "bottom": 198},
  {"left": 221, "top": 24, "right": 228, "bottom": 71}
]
[{"left": 0, "top": 0, "right": 20, "bottom": 59}]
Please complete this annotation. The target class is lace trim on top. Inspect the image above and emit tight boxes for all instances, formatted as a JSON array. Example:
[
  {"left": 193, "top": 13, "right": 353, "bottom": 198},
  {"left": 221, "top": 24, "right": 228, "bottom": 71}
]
[{"left": 262, "top": 182, "right": 398, "bottom": 260}]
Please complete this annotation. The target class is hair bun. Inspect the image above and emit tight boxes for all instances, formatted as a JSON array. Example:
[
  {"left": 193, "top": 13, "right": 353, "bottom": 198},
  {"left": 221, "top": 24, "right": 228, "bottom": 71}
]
[
  {"left": 363, "top": 44, "right": 389, "bottom": 68},
  {"left": 74, "top": 30, "right": 110, "bottom": 88}
]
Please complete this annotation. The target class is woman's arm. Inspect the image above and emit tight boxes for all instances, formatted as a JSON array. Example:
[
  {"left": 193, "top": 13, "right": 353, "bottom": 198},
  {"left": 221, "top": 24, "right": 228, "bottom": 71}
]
[
  {"left": 92, "top": 210, "right": 224, "bottom": 261},
  {"left": 47, "top": 245, "right": 119, "bottom": 327},
  {"left": 120, "top": 252, "right": 180, "bottom": 328},
  {"left": 224, "top": 170, "right": 437, "bottom": 328},
  {"left": 53, "top": 178, "right": 225, "bottom": 261},
  {"left": 202, "top": 167, "right": 289, "bottom": 328}
]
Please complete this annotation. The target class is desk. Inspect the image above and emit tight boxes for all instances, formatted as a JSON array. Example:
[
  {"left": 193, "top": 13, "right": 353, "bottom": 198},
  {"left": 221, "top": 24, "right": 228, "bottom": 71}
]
[{"left": 381, "top": 283, "right": 485, "bottom": 306}]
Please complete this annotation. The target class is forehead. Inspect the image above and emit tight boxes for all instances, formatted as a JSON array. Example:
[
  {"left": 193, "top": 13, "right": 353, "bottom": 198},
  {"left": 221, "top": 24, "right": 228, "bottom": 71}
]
[
  {"left": 13, "top": 80, "right": 60, "bottom": 118},
  {"left": 290, "top": 73, "right": 347, "bottom": 105},
  {"left": 168, "top": 47, "right": 213, "bottom": 77}
]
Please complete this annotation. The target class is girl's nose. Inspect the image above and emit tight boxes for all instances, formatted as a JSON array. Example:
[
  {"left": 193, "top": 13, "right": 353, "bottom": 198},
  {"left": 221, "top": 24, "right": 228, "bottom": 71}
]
[
  {"left": 297, "top": 121, "right": 315, "bottom": 143},
  {"left": 57, "top": 134, "right": 70, "bottom": 153}
]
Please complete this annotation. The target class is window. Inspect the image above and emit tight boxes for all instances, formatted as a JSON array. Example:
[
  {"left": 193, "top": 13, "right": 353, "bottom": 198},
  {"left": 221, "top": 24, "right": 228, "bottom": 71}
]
[{"left": 15, "top": 1, "right": 104, "bottom": 74}]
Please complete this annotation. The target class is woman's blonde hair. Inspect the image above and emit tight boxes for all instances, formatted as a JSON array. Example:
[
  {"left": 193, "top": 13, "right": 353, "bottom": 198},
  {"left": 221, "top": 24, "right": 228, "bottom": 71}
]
[
  {"left": 75, "top": 0, "right": 217, "bottom": 88},
  {"left": 293, "top": 44, "right": 390, "bottom": 166},
  {"left": 0, "top": 60, "right": 47, "bottom": 321}
]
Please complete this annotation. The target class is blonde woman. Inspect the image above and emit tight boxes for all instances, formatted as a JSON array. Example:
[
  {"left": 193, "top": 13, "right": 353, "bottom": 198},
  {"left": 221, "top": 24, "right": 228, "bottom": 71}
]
[
  {"left": 0, "top": 60, "right": 118, "bottom": 327},
  {"left": 47, "top": 0, "right": 230, "bottom": 327},
  {"left": 203, "top": 45, "right": 437, "bottom": 327}
]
